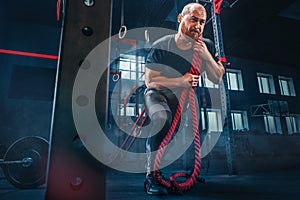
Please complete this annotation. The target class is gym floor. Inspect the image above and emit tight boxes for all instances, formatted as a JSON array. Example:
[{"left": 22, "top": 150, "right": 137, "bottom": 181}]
[{"left": 1, "top": 168, "right": 299, "bottom": 200}]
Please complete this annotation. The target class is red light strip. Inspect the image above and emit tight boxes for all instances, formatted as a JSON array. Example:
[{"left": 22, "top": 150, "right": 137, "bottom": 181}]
[{"left": 0, "top": 49, "right": 59, "bottom": 60}]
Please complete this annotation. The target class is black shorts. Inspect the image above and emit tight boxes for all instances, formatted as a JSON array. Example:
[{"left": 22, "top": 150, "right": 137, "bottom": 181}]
[{"left": 143, "top": 88, "right": 182, "bottom": 120}]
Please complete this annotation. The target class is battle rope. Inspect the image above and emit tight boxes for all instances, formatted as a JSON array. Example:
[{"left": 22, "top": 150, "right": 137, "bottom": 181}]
[
  {"left": 56, "top": 0, "right": 61, "bottom": 21},
  {"left": 109, "top": 39, "right": 203, "bottom": 193},
  {"left": 153, "top": 45, "right": 203, "bottom": 194}
]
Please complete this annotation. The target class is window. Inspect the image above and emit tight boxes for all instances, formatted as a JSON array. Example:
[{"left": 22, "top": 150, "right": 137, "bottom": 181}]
[
  {"left": 119, "top": 54, "right": 145, "bottom": 81},
  {"left": 263, "top": 115, "right": 282, "bottom": 134},
  {"left": 278, "top": 76, "right": 296, "bottom": 96},
  {"left": 257, "top": 73, "right": 275, "bottom": 94},
  {"left": 201, "top": 109, "right": 223, "bottom": 132},
  {"left": 286, "top": 116, "right": 298, "bottom": 134},
  {"left": 226, "top": 69, "right": 244, "bottom": 91},
  {"left": 268, "top": 100, "right": 289, "bottom": 115},
  {"left": 199, "top": 72, "right": 219, "bottom": 88},
  {"left": 231, "top": 110, "right": 249, "bottom": 131},
  {"left": 120, "top": 103, "right": 143, "bottom": 116}
]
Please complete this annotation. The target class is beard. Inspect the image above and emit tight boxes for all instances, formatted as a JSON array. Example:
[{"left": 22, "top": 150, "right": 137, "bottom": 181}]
[
  {"left": 189, "top": 29, "right": 201, "bottom": 40},
  {"left": 179, "top": 24, "right": 202, "bottom": 42},
  {"left": 181, "top": 28, "right": 201, "bottom": 41}
]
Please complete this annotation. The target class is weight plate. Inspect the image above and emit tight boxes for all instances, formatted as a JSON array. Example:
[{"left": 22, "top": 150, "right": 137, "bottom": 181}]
[{"left": 2, "top": 136, "right": 49, "bottom": 189}]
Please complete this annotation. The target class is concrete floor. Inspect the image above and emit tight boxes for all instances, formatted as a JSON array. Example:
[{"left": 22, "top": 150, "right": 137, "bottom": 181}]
[{"left": 1, "top": 168, "right": 299, "bottom": 200}]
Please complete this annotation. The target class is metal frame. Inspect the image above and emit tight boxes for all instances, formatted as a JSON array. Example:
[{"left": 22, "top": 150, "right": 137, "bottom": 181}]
[
  {"left": 250, "top": 104, "right": 270, "bottom": 117},
  {"left": 210, "top": 0, "right": 234, "bottom": 175},
  {"left": 251, "top": 100, "right": 290, "bottom": 117}
]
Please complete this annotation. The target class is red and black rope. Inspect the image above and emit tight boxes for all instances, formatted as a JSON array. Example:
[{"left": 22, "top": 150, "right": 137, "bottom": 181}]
[{"left": 153, "top": 45, "right": 203, "bottom": 193}]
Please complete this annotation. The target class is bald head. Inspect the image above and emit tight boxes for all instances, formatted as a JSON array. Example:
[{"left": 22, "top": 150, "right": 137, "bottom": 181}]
[
  {"left": 181, "top": 3, "right": 206, "bottom": 17},
  {"left": 176, "top": 3, "right": 207, "bottom": 41}
]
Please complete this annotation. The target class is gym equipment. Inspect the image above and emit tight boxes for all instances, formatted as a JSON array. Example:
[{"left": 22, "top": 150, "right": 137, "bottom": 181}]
[
  {"left": 46, "top": 0, "right": 109, "bottom": 199},
  {"left": 0, "top": 136, "right": 49, "bottom": 189}
]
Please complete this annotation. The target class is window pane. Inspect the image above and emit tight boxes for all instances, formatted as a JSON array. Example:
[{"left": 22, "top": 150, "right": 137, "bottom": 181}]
[
  {"left": 140, "top": 63, "right": 145, "bottom": 72},
  {"left": 264, "top": 116, "right": 273, "bottom": 133},
  {"left": 286, "top": 117, "right": 297, "bottom": 134},
  {"left": 126, "top": 107, "right": 135, "bottom": 116},
  {"left": 275, "top": 117, "right": 282, "bottom": 133},
  {"left": 258, "top": 77, "right": 263, "bottom": 93},
  {"left": 278, "top": 76, "right": 296, "bottom": 96},
  {"left": 226, "top": 69, "right": 244, "bottom": 91},
  {"left": 208, "top": 111, "right": 220, "bottom": 132},
  {"left": 257, "top": 73, "right": 276, "bottom": 94},
  {"left": 205, "top": 79, "right": 215, "bottom": 88},
  {"left": 201, "top": 111, "right": 206, "bottom": 130},
  {"left": 229, "top": 72, "right": 238, "bottom": 90},
  {"left": 264, "top": 116, "right": 282, "bottom": 134},
  {"left": 234, "top": 113, "right": 243, "bottom": 130},
  {"left": 264, "top": 116, "right": 269, "bottom": 132},
  {"left": 231, "top": 112, "right": 245, "bottom": 130},
  {"left": 231, "top": 114, "right": 236, "bottom": 130},
  {"left": 200, "top": 73, "right": 219, "bottom": 88},
  {"left": 122, "top": 71, "right": 130, "bottom": 79},
  {"left": 119, "top": 54, "right": 146, "bottom": 81},
  {"left": 119, "top": 61, "right": 130, "bottom": 70},
  {"left": 268, "top": 116, "right": 276, "bottom": 133},
  {"left": 130, "top": 71, "right": 136, "bottom": 80},
  {"left": 120, "top": 106, "right": 135, "bottom": 116},
  {"left": 280, "top": 80, "right": 289, "bottom": 95},
  {"left": 261, "top": 77, "right": 270, "bottom": 93}
]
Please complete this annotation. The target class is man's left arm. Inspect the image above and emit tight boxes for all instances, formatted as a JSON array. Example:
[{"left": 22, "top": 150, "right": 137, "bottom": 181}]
[
  {"left": 203, "top": 59, "right": 224, "bottom": 84},
  {"left": 194, "top": 40, "right": 225, "bottom": 84}
]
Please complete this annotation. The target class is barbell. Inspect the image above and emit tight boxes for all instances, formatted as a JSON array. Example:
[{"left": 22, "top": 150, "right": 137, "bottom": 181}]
[{"left": 0, "top": 136, "right": 49, "bottom": 189}]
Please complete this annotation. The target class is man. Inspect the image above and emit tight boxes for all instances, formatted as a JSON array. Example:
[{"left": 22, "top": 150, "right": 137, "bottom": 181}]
[{"left": 143, "top": 2, "right": 225, "bottom": 195}]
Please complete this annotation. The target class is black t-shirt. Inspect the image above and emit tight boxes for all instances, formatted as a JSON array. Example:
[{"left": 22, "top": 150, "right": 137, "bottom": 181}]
[{"left": 146, "top": 34, "right": 219, "bottom": 78}]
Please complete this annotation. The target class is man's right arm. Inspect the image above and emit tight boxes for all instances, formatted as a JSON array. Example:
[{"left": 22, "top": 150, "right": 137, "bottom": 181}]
[{"left": 145, "top": 67, "right": 199, "bottom": 89}]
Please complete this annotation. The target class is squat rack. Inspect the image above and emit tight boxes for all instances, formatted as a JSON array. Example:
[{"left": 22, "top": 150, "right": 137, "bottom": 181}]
[{"left": 198, "top": 0, "right": 240, "bottom": 175}]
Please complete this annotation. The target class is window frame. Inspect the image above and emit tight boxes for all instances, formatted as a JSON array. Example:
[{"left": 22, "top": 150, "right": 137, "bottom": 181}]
[
  {"left": 285, "top": 116, "right": 298, "bottom": 134},
  {"left": 201, "top": 108, "right": 223, "bottom": 132},
  {"left": 231, "top": 110, "right": 249, "bottom": 131},
  {"left": 278, "top": 76, "right": 296, "bottom": 96},
  {"left": 226, "top": 69, "right": 244, "bottom": 91},
  {"left": 257, "top": 72, "right": 276, "bottom": 94},
  {"left": 119, "top": 54, "right": 145, "bottom": 81},
  {"left": 263, "top": 115, "right": 282, "bottom": 134}
]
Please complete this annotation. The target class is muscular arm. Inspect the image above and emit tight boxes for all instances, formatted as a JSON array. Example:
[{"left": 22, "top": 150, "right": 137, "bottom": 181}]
[
  {"left": 145, "top": 67, "right": 199, "bottom": 89},
  {"left": 203, "top": 59, "right": 225, "bottom": 84},
  {"left": 194, "top": 40, "right": 225, "bottom": 84}
]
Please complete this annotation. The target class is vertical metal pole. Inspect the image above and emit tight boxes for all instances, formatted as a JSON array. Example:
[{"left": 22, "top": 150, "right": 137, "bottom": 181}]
[
  {"left": 135, "top": 46, "right": 139, "bottom": 117},
  {"left": 211, "top": 3, "right": 234, "bottom": 175}
]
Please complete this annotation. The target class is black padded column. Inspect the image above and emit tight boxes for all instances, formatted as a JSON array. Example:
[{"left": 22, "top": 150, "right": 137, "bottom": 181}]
[{"left": 46, "top": 0, "right": 111, "bottom": 199}]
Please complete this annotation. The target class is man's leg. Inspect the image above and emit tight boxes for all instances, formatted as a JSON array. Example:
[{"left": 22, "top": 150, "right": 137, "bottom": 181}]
[
  {"left": 144, "top": 110, "right": 172, "bottom": 195},
  {"left": 143, "top": 89, "right": 172, "bottom": 195}
]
